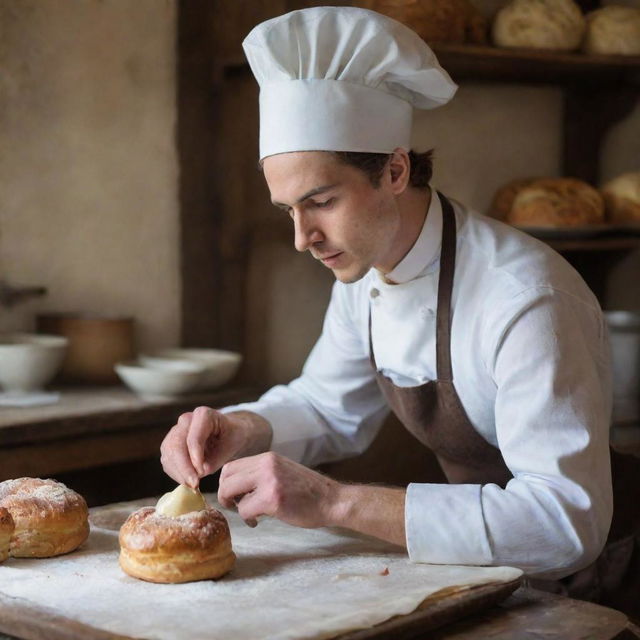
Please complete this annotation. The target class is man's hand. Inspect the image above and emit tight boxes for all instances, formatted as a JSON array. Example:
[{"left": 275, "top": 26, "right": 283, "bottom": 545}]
[
  {"left": 160, "top": 407, "right": 272, "bottom": 488},
  {"left": 217, "top": 452, "right": 340, "bottom": 529},
  {"left": 217, "top": 452, "right": 407, "bottom": 547}
]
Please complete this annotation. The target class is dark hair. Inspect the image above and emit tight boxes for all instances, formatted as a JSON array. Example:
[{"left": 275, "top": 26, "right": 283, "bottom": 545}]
[{"left": 331, "top": 149, "right": 434, "bottom": 189}]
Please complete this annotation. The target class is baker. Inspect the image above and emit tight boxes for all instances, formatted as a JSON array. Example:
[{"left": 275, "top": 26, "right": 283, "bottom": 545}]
[{"left": 161, "top": 7, "right": 639, "bottom": 616}]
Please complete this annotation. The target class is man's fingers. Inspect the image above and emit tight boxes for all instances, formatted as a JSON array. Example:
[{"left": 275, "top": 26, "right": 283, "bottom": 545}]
[
  {"left": 160, "top": 413, "right": 199, "bottom": 487},
  {"left": 235, "top": 491, "right": 267, "bottom": 528},
  {"left": 219, "top": 453, "right": 264, "bottom": 482},
  {"left": 217, "top": 462, "right": 260, "bottom": 509},
  {"left": 186, "top": 406, "right": 217, "bottom": 476},
  {"left": 161, "top": 434, "right": 199, "bottom": 488}
]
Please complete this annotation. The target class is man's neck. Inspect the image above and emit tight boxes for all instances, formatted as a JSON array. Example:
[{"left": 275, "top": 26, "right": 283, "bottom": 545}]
[{"left": 379, "top": 186, "right": 431, "bottom": 284}]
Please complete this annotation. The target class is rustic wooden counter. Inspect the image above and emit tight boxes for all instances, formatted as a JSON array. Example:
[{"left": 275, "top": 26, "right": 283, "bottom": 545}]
[
  {"left": 1, "top": 389, "right": 639, "bottom": 638},
  {"left": 0, "top": 587, "right": 637, "bottom": 640},
  {"left": 0, "top": 386, "right": 259, "bottom": 483}
]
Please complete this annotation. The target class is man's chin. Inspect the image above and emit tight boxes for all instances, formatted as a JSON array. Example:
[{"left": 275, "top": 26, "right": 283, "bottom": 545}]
[{"left": 332, "top": 265, "right": 369, "bottom": 284}]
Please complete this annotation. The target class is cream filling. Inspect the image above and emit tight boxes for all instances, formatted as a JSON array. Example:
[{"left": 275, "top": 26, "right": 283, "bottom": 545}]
[{"left": 155, "top": 484, "right": 207, "bottom": 517}]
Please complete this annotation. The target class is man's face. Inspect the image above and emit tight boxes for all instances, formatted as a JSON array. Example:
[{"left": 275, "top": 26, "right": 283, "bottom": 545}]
[{"left": 263, "top": 151, "right": 401, "bottom": 284}]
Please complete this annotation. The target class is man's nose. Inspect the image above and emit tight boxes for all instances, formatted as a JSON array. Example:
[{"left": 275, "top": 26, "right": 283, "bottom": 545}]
[{"left": 293, "top": 212, "right": 323, "bottom": 252}]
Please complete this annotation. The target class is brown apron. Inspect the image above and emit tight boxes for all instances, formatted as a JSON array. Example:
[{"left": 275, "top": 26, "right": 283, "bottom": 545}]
[{"left": 370, "top": 191, "right": 640, "bottom": 618}]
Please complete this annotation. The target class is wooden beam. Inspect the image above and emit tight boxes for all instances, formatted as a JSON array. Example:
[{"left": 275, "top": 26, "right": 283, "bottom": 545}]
[
  {"left": 177, "top": 0, "right": 221, "bottom": 348},
  {"left": 563, "top": 85, "right": 639, "bottom": 184}
]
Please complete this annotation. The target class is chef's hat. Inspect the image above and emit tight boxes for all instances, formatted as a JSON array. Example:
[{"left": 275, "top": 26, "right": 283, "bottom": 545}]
[{"left": 242, "top": 6, "right": 457, "bottom": 160}]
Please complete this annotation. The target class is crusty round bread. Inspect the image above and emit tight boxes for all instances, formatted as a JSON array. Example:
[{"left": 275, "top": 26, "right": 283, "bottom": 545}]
[
  {"left": 507, "top": 177, "right": 605, "bottom": 227},
  {"left": 119, "top": 506, "right": 235, "bottom": 583},
  {"left": 492, "top": 0, "right": 585, "bottom": 51},
  {"left": 583, "top": 6, "right": 640, "bottom": 56},
  {"left": 0, "top": 478, "right": 89, "bottom": 558},
  {"left": 601, "top": 171, "right": 640, "bottom": 224},
  {"left": 0, "top": 507, "right": 15, "bottom": 563},
  {"left": 359, "top": 0, "right": 487, "bottom": 45},
  {"left": 488, "top": 177, "right": 540, "bottom": 220}
]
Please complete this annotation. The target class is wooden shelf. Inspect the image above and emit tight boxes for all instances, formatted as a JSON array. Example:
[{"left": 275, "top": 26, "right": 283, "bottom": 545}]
[
  {"left": 182, "top": 2, "right": 640, "bottom": 351},
  {"left": 524, "top": 234, "right": 640, "bottom": 253},
  {"left": 220, "top": 44, "right": 640, "bottom": 87},
  {"left": 431, "top": 43, "right": 640, "bottom": 86}
]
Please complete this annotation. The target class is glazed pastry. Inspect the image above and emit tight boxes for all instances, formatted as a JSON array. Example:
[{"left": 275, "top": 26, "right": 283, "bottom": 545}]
[
  {"left": 0, "top": 477, "right": 89, "bottom": 558},
  {"left": 119, "top": 485, "right": 235, "bottom": 583}
]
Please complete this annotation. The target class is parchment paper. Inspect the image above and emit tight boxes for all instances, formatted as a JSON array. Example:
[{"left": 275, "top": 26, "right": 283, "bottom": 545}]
[{"left": 0, "top": 495, "right": 522, "bottom": 640}]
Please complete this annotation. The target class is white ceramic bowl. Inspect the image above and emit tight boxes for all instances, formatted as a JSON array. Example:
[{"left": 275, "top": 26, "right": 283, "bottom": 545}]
[
  {"left": 605, "top": 310, "right": 640, "bottom": 423},
  {"left": 141, "top": 348, "right": 242, "bottom": 390},
  {"left": 114, "top": 359, "right": 205, "bottom": 399},
  {"left": 0, "top": 333, "right": 68, "bottom": 392}
]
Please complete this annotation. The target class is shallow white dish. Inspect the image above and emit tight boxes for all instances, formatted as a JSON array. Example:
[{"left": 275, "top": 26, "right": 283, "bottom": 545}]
[
  {"left": 0, "top": 333, "right": 68, "bottom": 393},
  {"left": 141, "top": 348, "right": 242, "bottom": 390},
  {"left": 114, "top": 359, "right": 204, "bottom": 399}
]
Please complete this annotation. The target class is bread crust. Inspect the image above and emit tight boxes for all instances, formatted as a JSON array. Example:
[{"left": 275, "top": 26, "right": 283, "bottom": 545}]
[
  {"left": 119, "top": 506, "right": 236, "bottom": 583},
  {"left": 489, "top": 177, "right": 539, "bottom": 220},
  {"left": 602, "top": 172, "right": 640, "bottom": 223},
  {"left": 492, "top": 0, "right": 585, "bottom": 51},
  {"left": 506, "top": 177, "right": 605, "bottom": 227},
  {"left": 583, "top": 6, "right": 640, "bottom": 56},
  {"left": 0, "top": 507, "right": 15, "bottom": 562},
  {"left": 0, "top": 477, "right": 89, "bottom": 558},
  {"left": 360, "top": 0, "right": 487, "bottom": 45}
]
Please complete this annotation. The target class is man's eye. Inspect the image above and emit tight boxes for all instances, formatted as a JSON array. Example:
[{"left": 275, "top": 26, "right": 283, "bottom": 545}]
[{"left": 314, "top": 198, "right": 334, "bottom": 209}]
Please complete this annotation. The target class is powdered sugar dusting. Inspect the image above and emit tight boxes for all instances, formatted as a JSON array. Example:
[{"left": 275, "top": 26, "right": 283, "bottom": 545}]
[
  {"left": 121, "top": 507, "right": 229, "bottom": 552},
  {"left": 0, "top": 478, "right": 86, "bottom": 513}
]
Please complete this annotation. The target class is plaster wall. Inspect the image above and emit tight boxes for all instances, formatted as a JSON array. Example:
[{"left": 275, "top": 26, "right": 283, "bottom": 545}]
[
  {"left": 0, "top": 0, "right": 637, "bottom": 387},
  {"left": 0, "top": 0, "right": 179, "bottom": 352}
]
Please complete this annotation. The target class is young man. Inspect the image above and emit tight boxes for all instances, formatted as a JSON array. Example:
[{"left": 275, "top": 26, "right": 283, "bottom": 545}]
[{"left": 161, "top": 7, "right": 638, "bottom": 614}]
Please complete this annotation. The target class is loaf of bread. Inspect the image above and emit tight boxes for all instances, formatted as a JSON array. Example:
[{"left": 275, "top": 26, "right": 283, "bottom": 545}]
[
  {"left": 488, "top": 177, "right": 540, "bottom": 221},
  {"left": 358, "top": 0, "right": 487, "bottom": 45},
  {"left": 583, "top": 6, "right": 640, "bottom": 56},
  {"left": 506, "top": 177, "right": 605, "bottom": 227},
  {"left": 0, "top": 508, "right": 14, "bottom": 562},
  {"left": 492, "top": 0, "right": 586, "bottom": 51},
  {"left": 601, "top": 172, "right": 640, "bottom": 224},
  {"left": 0, "top": 478, "right": 89, "bottom": 558}
]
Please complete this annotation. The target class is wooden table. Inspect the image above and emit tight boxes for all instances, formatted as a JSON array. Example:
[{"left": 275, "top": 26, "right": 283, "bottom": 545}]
[
  {"left": 0, "top": 587, "right": 637, "bottom": 640},
  {"left": 0, "top": 386, "right": 259, "bottom": 491},
  {"left": 1, "top": 390, "right": 639, "bottom": 638}
]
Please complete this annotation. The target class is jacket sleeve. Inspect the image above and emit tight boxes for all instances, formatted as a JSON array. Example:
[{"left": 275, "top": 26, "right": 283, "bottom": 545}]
[{"left": 405, "top": 286, "right": 613, "bottom": 579}]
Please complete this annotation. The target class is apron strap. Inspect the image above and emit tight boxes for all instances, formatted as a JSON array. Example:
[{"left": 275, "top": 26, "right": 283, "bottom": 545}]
[{"left": 435, "top": 192, "right": 456, "bottom": 382}]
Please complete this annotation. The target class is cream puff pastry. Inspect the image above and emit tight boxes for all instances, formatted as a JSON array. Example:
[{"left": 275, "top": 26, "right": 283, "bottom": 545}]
[{"left": 119, "top": 485, "right": 235, "bottom": 583}]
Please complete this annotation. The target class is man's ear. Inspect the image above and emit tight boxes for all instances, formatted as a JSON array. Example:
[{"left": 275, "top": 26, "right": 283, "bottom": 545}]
[{"left": 388, "top": 148, "right": 411, "bottom": 194}]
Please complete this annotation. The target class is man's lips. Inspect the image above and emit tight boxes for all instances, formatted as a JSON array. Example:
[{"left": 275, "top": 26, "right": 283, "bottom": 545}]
[{"left": 316, "top": 252, "right": 343, "bottom": 267}]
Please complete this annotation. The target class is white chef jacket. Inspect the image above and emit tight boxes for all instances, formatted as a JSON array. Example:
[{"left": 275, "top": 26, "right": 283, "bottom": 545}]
[{"left": 223, "top": 191, "right": 613, "bottom": 579}]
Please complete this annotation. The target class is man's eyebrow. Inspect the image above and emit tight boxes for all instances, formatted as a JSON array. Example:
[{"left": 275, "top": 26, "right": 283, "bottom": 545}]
[{"left": 271, "top": 184, "right": 338, "bottom": 207}]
